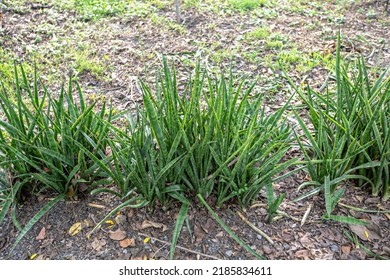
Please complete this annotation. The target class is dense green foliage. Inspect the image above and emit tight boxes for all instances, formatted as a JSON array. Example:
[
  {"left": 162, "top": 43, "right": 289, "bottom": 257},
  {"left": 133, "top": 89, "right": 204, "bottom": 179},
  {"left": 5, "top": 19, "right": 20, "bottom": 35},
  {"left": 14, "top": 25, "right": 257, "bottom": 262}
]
[
  {"left": 0, "top": 41, "right": 388, "bottom": 256},
  {"left": 0, "top": 64, "right": 114, "bottom": 248},
  {"left": 291, "top": 37, "right": 390, "bottom": 222}
]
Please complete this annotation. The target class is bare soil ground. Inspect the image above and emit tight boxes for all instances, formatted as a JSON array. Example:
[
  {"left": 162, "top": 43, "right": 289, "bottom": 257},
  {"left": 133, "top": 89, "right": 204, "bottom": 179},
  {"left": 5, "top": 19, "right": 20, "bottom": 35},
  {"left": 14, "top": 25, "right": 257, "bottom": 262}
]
[{"left": 0, "top": 0, "right": 389, "bottom": 260}]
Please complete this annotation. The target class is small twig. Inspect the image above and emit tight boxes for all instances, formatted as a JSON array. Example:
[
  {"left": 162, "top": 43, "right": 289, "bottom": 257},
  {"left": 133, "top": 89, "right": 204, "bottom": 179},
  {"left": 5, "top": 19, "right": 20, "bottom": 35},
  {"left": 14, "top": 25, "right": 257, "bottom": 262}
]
[
  {"left": 87, "top": 203, "right": 106, "bottom": 209},
  {"left": 236, "top": 211, "right": 274, "bottom": 245},
  {"left": 138, "top": 233, "right": 221, "bottom": 260},
  {"left": 300, "top": 203, "right": 313, "bottom": 226},
  {"left": 250, "top": 203, "right": 267, "bottom": 208},
  {"left": 81, "top": 248, "right": 95, "bottom": 260},
  {"left": 151, "top": 243, "right": 169, "bottom": 259},
  {"left": 365, "top": 46, "right": 376, "bottom": 59},
  {"left": 276, "top": 210, "right": 301, "bottom": 222},
  {"left": 339, "top": 202, "right": 390, "bottom": 213},
  {"left": 318, "top": 73, "right": 333, "bottom": 92},
  {"left": 250, "top": 203, "right": 301, "bottom": 222}
]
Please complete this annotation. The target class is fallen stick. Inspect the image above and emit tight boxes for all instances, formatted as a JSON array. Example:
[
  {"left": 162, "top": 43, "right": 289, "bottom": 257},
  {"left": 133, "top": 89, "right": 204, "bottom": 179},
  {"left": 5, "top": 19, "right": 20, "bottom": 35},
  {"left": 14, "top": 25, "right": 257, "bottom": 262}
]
[
  {"left": 236, "top": 211, "right": 274, "bottom": 245},
  {"left": 250, "top": 203, "right": 301, "bottom": 222},
  {"left": 339, "top": 202, "right": 390, "bottom": 213},
  {"left": 87, "top": 203, "right": 106, "bottom": 209},
  {"left": 275, "top": 210, "right": 301, "bottom": 222},
  {"left": 138, "top": 233, "right": 221, "bottom": 260},
  {"left": 300, "top": 203, "right": 313, "bottom": 226}
]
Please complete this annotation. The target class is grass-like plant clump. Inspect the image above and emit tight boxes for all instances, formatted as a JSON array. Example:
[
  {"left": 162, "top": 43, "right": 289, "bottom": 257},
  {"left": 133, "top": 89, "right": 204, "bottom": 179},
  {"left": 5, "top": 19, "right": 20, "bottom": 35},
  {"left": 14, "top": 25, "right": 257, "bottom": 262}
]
[
  {"left": 125, "top": 60, "right": 292, "bottom": 205},
  {"left": 0, "top": 65, "right": 114, "bottom": 248},
  {"left": 0, "top": 59, "right": 294, "bottom": 259},
  {"left": 290, "top": 35, "right": 390, "bottom": 222},
  {"left": 83, "top": 58, "right": 295, "bottom": 259},
  {"left": 1, "top": 41, "right": 388, "bottom": 258}
]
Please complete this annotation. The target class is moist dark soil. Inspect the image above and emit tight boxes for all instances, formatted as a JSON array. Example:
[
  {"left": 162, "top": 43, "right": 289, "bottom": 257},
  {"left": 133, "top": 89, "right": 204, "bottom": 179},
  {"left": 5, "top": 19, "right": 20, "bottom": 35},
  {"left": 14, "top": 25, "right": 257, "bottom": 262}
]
[{"left": 1, "top": 170, "right": 389, "bottom": 260}]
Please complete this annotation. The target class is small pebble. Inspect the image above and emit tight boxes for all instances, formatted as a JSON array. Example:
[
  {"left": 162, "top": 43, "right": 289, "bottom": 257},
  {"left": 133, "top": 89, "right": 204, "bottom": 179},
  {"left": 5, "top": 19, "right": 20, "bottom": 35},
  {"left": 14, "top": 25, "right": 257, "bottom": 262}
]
[
  {"left": 331, "top": 245, "right": 339, "bottom": 252},
  {"left": 263, "top": 245, "right": 272, "bottom": 254},
  {"left": 225, "top": 250, "right": 233, "bottom": 257}
]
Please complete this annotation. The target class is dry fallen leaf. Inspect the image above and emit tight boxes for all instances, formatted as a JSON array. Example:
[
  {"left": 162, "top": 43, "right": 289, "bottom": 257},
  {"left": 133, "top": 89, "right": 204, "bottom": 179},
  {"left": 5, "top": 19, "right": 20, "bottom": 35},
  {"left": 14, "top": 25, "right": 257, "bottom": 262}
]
[
  {"left": 78, "top": 183, "right": 89, "bottom": 192},
  {"left": 202, "top": 218, "right": 216, "bottom": 233},
  {"left": 68, "top": 222, "right": 82, "bottom": 236},
  {"left": 194, "top": 224, "right": 205, "bottom": 244},
  {"left": 91, "top": 237, "right": 106, "bottom": 251},
  {"left": 383, "top": 246, "right": 390, "bottom": 256},
  {"left": 120, "top": 238, "right": 135, "bottom": 248},
  {"left": 115, "top": 214, "right": 127, "bottom": 225},
  {"left": 109, "top": 229, "right": 127, "bottom": 241},
  {"left": 365, "top": 222, "right": 382, "bottom": 238},
  {"left": 341, "top": 245, "right": 351, "bottom": 255},
  {"left": 300, "top": 233, "right": 313, "bottom": 249},
  {"left": 230, "top": 225, "right": 239, "bottom": 231},
  {"left": 127, "top": 209, "right": 135, "bottom": 218},
  {"left": 141, "top": 220, "right": 167, "bottom": 232},
  {"left": 295, "top": 249, "right": 310, "bottom": 260},
  {"left": 36, "top": 227, "right": 46, "bottom": 240},
  {"left": 82, "top": 219, "right": 93, "bottom": 228},
  {"left": 349, "top": 220, "right": 382, "bottom": 241},
  {"left": 66, "top": 186, "right": 75, "bottom": 198},
  {"left": 349, "top": 248, "right": 366, "bottom": 260}
]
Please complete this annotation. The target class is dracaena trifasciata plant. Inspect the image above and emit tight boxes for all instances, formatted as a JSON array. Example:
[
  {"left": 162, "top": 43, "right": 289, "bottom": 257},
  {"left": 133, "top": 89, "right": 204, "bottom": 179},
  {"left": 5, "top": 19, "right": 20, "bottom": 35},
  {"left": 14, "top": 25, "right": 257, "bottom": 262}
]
[
  {"left": 290, "top": 34, "right": 389, "bottom": 224},
  {"left": 0, "top": 64, "right": 114, "bottom": 248}
]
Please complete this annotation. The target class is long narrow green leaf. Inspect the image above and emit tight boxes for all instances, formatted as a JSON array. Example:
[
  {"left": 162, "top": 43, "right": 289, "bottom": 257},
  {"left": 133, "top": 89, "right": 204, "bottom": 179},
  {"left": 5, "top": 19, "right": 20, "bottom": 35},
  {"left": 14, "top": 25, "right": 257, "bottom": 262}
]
[
  {"left": 326, "top": 215, "right": 368, "bottom": 225},
  {"left": 12, "top": 194, "right": 66, "bottom": 250},
  {"left": 169, "top": 203, "right": 189, "bottom": 260},
  {"left": 324, "top": 176, "right": 332, "bottom": 216},
  {"left": 89, "top": 197, "right": 148, "bottom": 236},
  {"left": 197, "top": 194, "right": 265, "bottom": 260}
]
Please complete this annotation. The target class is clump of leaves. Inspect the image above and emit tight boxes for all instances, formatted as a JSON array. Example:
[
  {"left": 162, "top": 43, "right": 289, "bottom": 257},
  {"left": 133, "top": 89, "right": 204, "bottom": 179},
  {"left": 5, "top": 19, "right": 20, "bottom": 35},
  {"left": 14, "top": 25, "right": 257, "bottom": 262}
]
[
  {"left": 290, "top": 34, "right": 389, "bottom": 223},
  {"left": 0, "top": 64, "right": 113, "bottom": 248},
  {"left": 120, "top": 58, "right": 295, "bottom": 209},
  {"left": 90, "top": 58, "right": 295, "bottom": 259}
]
